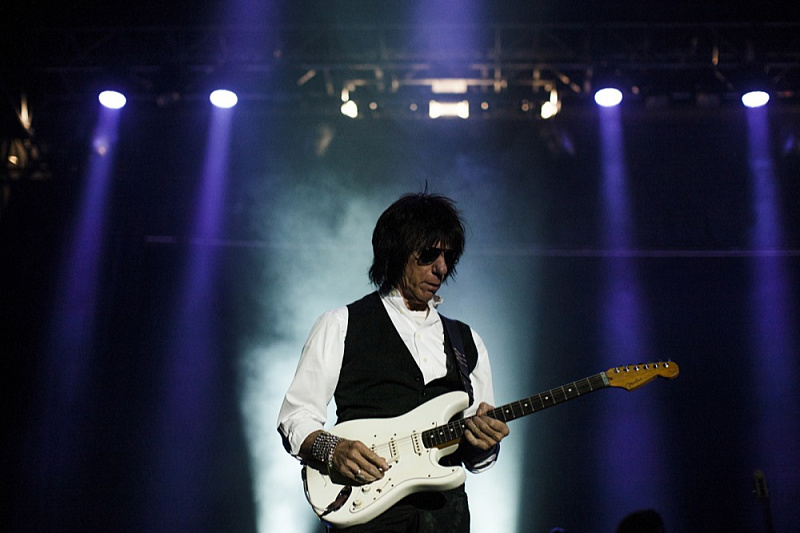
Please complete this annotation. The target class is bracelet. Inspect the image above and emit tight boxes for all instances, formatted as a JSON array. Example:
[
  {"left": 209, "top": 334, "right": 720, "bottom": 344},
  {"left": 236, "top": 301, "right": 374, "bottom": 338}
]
[{"left": 311, "top": 432, "right": 342, "bottom": 474}]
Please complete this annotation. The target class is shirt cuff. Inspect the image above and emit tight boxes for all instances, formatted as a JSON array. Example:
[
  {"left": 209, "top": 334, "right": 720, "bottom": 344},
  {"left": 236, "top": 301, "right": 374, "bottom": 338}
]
[
  {"left": 462, "top": 443, "right": 500, "bottom": 473},
  {"left": 279, "top": 419, "right": 324, "bottom": 458}
]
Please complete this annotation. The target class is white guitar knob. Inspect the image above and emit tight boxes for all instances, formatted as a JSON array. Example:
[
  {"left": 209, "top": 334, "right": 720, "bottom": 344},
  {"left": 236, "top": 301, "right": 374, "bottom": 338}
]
[{"left": 352, "top": 499, "right": 363, "bottom": 509}]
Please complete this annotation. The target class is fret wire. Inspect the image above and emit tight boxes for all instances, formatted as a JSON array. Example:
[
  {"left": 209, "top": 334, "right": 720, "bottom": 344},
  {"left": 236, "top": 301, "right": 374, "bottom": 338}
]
[{"left": 423, "top": 372, "right": 610, "bottom": 448}]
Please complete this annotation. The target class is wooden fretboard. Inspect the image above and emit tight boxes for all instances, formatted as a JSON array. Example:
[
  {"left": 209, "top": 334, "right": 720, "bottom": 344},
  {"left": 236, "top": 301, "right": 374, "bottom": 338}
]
[{"left": 422, "top": 372, "right": 610, "bottom": 448}]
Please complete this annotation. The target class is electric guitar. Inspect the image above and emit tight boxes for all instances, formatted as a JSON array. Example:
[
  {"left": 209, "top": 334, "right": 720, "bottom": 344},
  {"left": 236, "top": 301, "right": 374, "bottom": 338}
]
[{"left": 303, "top": 361, "right": 679, "bottom": 527}]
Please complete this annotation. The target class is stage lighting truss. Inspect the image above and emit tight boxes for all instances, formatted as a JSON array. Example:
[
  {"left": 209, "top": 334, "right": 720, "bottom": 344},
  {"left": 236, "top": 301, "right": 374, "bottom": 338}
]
[
  {"left": 335, "top": 73, "right": 566, "bottom": 120},
  {"left": 4, "top": 21, "right": 800, "bottom": 119},
  {"left": 1, "top": 95, "right": 51, "bottom": 186}
]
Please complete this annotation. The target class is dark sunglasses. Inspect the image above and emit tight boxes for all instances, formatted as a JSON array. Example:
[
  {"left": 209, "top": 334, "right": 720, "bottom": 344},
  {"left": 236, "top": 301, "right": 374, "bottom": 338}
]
[{"left": 417, "top": 247, "right": 458, "bottom": 266}]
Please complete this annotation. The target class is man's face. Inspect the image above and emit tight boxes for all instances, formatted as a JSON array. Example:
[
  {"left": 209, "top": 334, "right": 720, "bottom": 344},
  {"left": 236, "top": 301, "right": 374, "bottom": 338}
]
[{"left": 397, "top": 244, "right": 450, "bottom": 311}]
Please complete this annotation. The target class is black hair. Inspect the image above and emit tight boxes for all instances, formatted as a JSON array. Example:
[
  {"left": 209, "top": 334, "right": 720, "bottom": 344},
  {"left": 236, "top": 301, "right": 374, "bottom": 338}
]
[{"left": 369, "top": 193, "right": 466, "bottom": 293}]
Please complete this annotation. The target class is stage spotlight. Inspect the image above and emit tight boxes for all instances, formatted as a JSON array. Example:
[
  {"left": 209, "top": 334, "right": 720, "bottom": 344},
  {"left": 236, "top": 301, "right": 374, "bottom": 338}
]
[
  {"left": 340, "top": 100, "right": 358, "bottom": 118},
  {"left": 742, "top": 90, "right": 770, "bottom": 109},
  {"left": 98, "top": 90, "right": 127, "bottom": 109},
  {"left": 540, "top": 88, "right": 560, "bottom": 119},
  {"left": 431, "top": 79, "right": 469, "bottom": 94},
  {"left": 429, "top": 100, "right": 469, "bottom": 119},
  {"left": 209, "top": 89, "right": 238, "bottom": 109},
  {"left": 594, "top": 87, "right": 623, "bottom": 108}
]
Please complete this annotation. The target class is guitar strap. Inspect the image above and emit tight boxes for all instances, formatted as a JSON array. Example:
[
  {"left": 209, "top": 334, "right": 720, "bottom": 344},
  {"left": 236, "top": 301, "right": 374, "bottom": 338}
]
[{"left": 441, "top": 315, "right": 474, "bottom": 408}]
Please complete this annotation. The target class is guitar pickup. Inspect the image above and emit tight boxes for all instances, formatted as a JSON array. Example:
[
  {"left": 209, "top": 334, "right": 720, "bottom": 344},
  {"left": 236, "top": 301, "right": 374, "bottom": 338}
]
[{"left": 411, "top": 431, "right": 423, "bottom": 455}]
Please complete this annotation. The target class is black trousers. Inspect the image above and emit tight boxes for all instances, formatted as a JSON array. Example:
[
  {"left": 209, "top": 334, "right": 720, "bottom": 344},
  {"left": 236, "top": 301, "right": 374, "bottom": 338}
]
[{"left": 326, "top": 486, "right": 470, "bottom": 533}]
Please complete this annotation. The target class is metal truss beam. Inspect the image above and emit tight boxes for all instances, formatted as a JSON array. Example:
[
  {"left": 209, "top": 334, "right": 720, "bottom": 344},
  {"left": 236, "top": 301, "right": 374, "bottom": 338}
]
[{"left": 4, "top": 22, "right": 800, "bottom": 107}]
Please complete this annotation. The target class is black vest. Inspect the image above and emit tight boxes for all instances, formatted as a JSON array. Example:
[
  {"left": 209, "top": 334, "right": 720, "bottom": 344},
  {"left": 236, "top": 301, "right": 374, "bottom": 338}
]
[{"left": 334, "top": 292, "right": 478, "bottom": 425}]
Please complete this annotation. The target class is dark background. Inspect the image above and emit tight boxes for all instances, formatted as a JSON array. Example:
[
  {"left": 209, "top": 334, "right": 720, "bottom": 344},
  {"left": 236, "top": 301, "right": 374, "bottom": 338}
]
[{"left": 3, "top": 2, "right": 800, "bottom": 532}]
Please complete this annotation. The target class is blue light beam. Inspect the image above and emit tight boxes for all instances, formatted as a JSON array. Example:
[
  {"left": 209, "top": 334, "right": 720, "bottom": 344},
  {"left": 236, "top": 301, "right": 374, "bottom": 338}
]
[
  {"left": 30, "top": 105, "right": 121, "bottom": 528},
  {"left": 145, "top": 106, "right": 234, "bottom": 531},
  {"left": 597, "top": 105, "right": 666, "bottom": 532},
  {"left": 745, "top": 107, "right": 800, "bottom": 533}
]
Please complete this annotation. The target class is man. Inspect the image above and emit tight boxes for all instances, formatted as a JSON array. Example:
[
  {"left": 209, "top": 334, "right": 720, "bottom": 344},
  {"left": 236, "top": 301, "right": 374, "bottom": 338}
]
[{"left": 278, "top": 193, "right": 509, "bottom": 532}]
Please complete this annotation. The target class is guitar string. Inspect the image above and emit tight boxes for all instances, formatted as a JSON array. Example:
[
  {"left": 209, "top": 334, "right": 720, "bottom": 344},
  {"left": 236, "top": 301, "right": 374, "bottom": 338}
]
[
  {"left": 361, "top": 376, "right": 606, "bottom": 457},
  {"left": 356, "top": 368, "right": 670, "bottom": 456}
]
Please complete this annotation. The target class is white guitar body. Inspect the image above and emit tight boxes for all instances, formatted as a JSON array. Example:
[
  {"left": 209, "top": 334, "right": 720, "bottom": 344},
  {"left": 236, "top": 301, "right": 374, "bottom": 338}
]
[
  {"left": 303, "top": 391, "right": 470, "bottom": 528},
  {"left": 302, "top": 361, "right": 681, "bottom": 528}
]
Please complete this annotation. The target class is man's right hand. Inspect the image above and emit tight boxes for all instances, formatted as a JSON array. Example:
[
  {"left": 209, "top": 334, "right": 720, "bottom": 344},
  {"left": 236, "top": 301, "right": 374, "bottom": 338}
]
[{"left": 330, "top": 438, "right": 390, "bottom": 484}]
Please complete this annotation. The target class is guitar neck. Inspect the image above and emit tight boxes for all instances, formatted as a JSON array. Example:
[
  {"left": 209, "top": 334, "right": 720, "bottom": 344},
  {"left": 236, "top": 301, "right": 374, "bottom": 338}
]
[{"left": 422, "top": 371, "right": 610, "bottom": 449}]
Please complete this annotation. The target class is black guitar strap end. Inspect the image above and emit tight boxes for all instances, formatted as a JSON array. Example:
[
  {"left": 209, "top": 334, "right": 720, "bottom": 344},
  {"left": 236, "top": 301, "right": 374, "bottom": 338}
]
[{"left": 441, "top": 315, "right": 475, "bottom": 407}]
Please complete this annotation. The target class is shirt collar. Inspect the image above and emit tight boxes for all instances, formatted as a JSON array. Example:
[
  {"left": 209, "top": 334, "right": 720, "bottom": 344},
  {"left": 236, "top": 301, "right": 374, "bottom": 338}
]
[{"left": 383, "top": 288, "right": 443, "bottom": 312}]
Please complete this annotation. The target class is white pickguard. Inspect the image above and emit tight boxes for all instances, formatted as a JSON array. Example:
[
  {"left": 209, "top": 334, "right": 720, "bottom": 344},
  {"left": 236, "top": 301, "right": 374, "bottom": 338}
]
[
  {"left": 303, "top": 391, "right": 470, "bottom": 528},
  {"left": 302, "top": 361, "right": 681, "bottom": 527}
]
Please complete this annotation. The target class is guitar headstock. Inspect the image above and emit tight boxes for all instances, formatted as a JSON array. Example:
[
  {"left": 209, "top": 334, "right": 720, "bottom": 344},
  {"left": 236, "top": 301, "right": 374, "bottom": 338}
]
[{"left": 605, "top": 361, "right": 679, "bottom": 391}]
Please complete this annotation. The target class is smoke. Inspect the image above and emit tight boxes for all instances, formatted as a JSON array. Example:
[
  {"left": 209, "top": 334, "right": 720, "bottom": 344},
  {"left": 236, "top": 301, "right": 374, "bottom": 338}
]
[{"left": 237, "top": 175, "right": 380, "bottom": 532}]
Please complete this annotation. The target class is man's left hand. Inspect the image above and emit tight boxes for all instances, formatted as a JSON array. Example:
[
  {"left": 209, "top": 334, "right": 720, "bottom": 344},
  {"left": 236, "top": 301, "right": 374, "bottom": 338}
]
[{"left": 463, "top": 402, "right": 509, "bottom": 450}]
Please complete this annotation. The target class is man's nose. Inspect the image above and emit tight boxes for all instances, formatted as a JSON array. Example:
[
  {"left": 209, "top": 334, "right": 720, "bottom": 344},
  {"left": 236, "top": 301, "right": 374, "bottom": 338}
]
[{"left": 432, "top": 254, "right": 448, "bottom": 277}]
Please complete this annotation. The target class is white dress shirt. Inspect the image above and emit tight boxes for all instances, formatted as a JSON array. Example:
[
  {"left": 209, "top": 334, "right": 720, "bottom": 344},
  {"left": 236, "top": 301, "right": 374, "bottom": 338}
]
[{"left": 277, "top": 289, "right": 498, "bottom": 472}]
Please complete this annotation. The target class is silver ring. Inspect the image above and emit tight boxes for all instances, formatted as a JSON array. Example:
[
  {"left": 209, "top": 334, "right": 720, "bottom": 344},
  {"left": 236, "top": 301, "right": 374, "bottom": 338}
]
[{"left": 356, "top": 468, "right": 362, "bottom": 479}]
